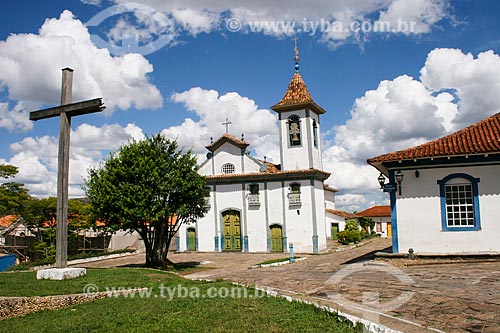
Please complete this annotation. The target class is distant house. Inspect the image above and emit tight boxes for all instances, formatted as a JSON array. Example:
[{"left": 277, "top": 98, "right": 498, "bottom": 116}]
[
  {"left": 368, "top": 112, "right": 500, "bottom": 254},
  {"left": 357, "top": 206, "right": 391, "bottom": 237},
  {"left": 325, "top": 209, "right": 358, "bottom": 240}
]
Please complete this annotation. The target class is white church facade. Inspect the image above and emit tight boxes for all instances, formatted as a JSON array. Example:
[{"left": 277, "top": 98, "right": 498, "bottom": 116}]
[{"left": 177, "top": 55, "right": 339, "bottom": 254}]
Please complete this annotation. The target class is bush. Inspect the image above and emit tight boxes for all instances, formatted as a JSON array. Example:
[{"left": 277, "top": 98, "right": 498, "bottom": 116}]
[
  {"left": 337, "top": 230, "right": 362, "bottom": 245},
  {"left": 345, "top": 219, "right": 359, "bottom": 231}
]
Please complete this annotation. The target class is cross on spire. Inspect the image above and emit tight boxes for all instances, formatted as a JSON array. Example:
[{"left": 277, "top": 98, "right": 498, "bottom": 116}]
[
  {"left": 293, "top": 36, "right": 300, "bottom": 71},
  {"left": 222, "top": 118, "right": 232, "bottom": 133}
]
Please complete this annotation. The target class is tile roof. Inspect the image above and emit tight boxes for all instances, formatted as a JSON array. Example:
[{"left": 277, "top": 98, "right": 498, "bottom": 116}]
[
  {"left": 206, "top": 133, "right": 249, "bottom": 152},
  {"left": 357, "top": 206, "right": 391, "bottom": 217},
  {"left": 256, "top": 160, "right": 281, "bottom": 173},
  {"left": 368, "top": 112, "right": 500, "bottom": 163},
  {"left": 324, "top": 184, "right": 339, "bottom": 192},
  {"left": 271, "top": 72, "right": 326, "bottom": 114},
  {"left": 207, "top": 168, "right": 331, "bottom": 182},
  {"left": 273, "top": 72, "right": 313, "bottom": 107},
  {"left": 325, "top": 209, "right": 358, "bottom": 219},
  {"left": 0, "top": 215, "right": 17, "bottom": 228}
]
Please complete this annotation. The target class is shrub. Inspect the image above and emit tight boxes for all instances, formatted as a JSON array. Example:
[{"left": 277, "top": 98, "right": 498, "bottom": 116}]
[
  {"left": 337, "top": 230, "right": 362, "bottom": 245},
  {"left": 345, "top": 219, "right": 359, "bottom": 231}
]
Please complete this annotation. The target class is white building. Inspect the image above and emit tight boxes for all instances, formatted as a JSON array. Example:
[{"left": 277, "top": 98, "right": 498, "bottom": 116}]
[
  {"left": 357, "top": 206, "right": 391, "bottom": 237},
  {"left": 368, "top": 112, "right": 500, "bottom": 254},
  {"left": 177, "top": 59, "right": 339, "bottom": 253}
]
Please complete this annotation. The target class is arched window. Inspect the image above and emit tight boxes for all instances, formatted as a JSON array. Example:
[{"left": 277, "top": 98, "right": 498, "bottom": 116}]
[
  {"left": 312, "top": 120, "right": 318, "bottom": 147},
  {"left": 221, "top": 163, "right": 235, "bottom": 174},
  {"left": 437, "top": 173, "right": 481, "bottom": 231},
  {"left": 287, "top": 115, "right": 301, "bottom": 146}
]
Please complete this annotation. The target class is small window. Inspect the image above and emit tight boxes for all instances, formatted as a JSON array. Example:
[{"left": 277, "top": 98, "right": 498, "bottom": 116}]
[
  {"left": 313, "top": 120, "right": 318, "bottom": 147},
  {"left": 249, "top": 184, "right": 259, "bottom": 195},
  {"left": 288, "top": 115, "right": 301, "bottom": 146},
  {"left": 248, "top": 184, "right": 260, "bottom": 206},
  {"left": 438, "top": 173, "right": 481, "bottom": 231},
  {"left": 289, "top": 183, "right": 301, "bottom": 205},
  {"left": 221, "top": 163, "right": 235, "bottom": 174},
  {"left": 204, "top": 187, "right": 211, "bottom": 208}
]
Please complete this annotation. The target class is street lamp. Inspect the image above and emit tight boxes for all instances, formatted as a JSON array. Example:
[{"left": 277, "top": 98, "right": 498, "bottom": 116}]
[
  {"left": 395, "top": 170, "right": 404, "bottom": 195},
  {"left": 377, "top": 173, "right": 386, "bottom": 189}
]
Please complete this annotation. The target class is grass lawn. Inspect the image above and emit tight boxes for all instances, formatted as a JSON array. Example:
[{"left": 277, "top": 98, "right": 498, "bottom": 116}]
[{"left": 0, "top": 269, "right": 362, "bottom": 333}]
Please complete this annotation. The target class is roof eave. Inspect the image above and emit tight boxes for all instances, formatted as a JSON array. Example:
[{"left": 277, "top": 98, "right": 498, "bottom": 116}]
[{"left": 271, "top": 101, "right": 326, "bottom": 114}]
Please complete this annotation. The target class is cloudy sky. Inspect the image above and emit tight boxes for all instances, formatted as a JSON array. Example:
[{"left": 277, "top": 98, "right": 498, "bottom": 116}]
[{"left": 1, "top": 0, "right": 500, "bottom": 212}]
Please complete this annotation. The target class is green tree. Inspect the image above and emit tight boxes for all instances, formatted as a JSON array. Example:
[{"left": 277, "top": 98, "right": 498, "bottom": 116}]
[
  {"left": 85, "top": 135, "right": 207, "bottom": 267},
  {"left": 358, "top": 217, "right": 375, "bottom": 233},
  {"left": 0, "top": 164, "right": 30, "bottom": 217},
  {"left": 345, "top": 219, "right": 359, "bottom": 231}
]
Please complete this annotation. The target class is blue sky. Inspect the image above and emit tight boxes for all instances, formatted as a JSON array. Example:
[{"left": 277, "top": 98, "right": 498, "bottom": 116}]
[{"left": 1, "top": 0, "right": 500, "bottom": 211}]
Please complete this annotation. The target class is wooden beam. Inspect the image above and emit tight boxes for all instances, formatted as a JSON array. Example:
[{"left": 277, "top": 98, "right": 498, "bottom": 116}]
[{"left": 29, "top": 98, "right": 105, "bottom": 121}]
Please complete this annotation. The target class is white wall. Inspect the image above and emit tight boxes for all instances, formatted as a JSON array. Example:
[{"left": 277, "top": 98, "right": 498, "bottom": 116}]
[
  {"left": 395, "top": 165, "right": 500, "bottom": 253},
  {"left": 280, "top": 109, "right": 322, "bottom": 171}
]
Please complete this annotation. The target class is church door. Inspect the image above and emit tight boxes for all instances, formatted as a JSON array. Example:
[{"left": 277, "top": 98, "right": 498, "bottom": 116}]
[
  {"left": 270, "top": 225, "right": 283, "bottom": 252},
  {"left": 187, "top": 228, "right": 196, "bottom": 251},
  {"left": 223, "top": 210, "right": 241, "bottom": 251},
  {"left": 331, "top": 223, "right": 339, "bottom": 240}
]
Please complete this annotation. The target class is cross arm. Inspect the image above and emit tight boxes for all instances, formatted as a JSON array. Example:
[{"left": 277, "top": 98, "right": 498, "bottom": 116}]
[{"left": 29, "top": 98, "right": 106, "bottom": 121}]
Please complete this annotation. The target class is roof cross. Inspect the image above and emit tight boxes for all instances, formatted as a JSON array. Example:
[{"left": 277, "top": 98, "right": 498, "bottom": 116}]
[{"left": 222, "top": 118, "right": 232, "bottom": 133}]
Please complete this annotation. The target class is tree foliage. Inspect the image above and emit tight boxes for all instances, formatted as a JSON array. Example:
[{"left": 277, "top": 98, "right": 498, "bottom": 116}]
[
  {"left": 0, "top": 164, "right": 30, "bottom": 217},
  {"left": 358, "top": 217, "right": 375, "bottom": 232},
  {"left": 345, "top": 219, "right": 359, "bottom": 231},
  {"left": 85, "top": 135, "right": 207, "bottom": 267}
]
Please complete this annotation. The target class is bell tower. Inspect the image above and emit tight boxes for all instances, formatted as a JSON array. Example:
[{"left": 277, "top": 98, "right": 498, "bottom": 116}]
[{"left": 271, "top": 39, "right": 325, "bottom": 171}]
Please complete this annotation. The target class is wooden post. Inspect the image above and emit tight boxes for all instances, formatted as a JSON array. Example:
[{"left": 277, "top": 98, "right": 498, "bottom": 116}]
[
  {"left": 29, "top": 68, "right": 105, "bottom": 270},
  {"left": 56, "top": 68, "right": 73, "bottom": 268}
]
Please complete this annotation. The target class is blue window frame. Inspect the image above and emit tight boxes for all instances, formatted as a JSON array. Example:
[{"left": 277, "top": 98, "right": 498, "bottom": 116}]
[{"left": 437, "top": 173, "right": 481, "bottom": 231}]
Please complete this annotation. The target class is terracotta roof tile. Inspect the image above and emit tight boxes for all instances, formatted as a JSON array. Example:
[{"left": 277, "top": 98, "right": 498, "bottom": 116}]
[
  {"left": 368, "top": 112, "right": 500, "bottom": 163},
  {"left": 272, "top": 72, "right": 313, "bottom": 108},
  {"left": 0, "top": 215, "right": 17, "bottom": 228},
  {"left": 206, "top": 133, "right": 249, "bottom": 152},
  {"left": 325, "top": 209, "right": 358, "bottom": 219},
  {"left": 324, "top": 184, "right": 339, "bottom": 192},
  {"left": 357, "top": 206, "right": 391, "bottom": 217},
  {"left": 207, "top": 168, "right": 330, "bottom": 181},
  {"left": 256, "top": 160, "right": 281, "bottom": 173}
]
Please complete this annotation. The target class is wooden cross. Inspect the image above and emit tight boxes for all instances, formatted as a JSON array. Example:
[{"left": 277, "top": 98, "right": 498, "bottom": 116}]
[
  {"left": 222, "top": 118, "right": 232, "bottom": 133},
  {"left": 29, "top": 68, "right": 105, "bottom": 268}
]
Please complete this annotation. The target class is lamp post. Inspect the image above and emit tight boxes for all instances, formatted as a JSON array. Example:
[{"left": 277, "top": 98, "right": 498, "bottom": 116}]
[
  {"left": 377, "top": 173, "right": 386, "bottom": 189},
  {"left": 395, "top": 170, "right": 404, "bottom": 195}
]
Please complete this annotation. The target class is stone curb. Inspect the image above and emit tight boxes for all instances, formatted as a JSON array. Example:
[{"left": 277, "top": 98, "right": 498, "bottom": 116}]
[{"left": 0, "top": 288, "right": 147, "bottom": 320}]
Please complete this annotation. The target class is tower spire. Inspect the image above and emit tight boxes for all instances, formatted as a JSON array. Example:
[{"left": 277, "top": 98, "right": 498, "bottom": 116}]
[{"left": 293, "top": 36, "right": 300, "bottom": 72}]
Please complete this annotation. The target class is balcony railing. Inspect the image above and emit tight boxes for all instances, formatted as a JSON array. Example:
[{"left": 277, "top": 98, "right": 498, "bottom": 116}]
[
  {"left": 248, "top": 194, "right": 260, "bottom": 206},
  {"left": 288, "top": 193, "right": 301, "bottom": 205}
]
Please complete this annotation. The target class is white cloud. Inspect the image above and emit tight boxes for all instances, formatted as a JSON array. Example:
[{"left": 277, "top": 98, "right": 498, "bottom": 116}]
[
  {"left": 110, "top": 0, "right": 451, "bottom": 47},
  {"left": 0, "top": 102, "right": 32, "bottom": 132},
  {"left": 0, "top": 10, "right": 163, "bottom": 125},
  {"left": 420, "top": 48, "right": 500, "bottom": 128},
  {"left": 163, "top": 87, "right": 280, "bottom": 163},
  {"left": 4, "top": 123, "right": 144, "bottom": 198},
  {"left": 377, "top": 0, "right": 449, "bottom": 35},
  {"left": 325, "top": 48, "right": 500, "bottom": 211}
]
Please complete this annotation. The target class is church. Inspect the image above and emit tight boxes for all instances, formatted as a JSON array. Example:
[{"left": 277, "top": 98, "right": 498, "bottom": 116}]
[{"left": 177, "top": 48, "right": 339, "bottom": 253}]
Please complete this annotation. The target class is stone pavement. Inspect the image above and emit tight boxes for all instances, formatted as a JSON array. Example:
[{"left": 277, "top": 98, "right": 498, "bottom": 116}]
[{"left": 76, "top": 238, "right": 500, "bottom": 333}]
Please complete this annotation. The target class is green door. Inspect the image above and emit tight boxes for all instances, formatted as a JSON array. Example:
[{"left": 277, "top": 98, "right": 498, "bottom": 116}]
[
  {"left": 270, "top": 225, "right": 283, "bottom": 252},
  {"left": 187, "top": 228, "right": 196, "bottom": 251},
  {"left": 331, "top": 223, "right": 339, "bottom": 240},
  {"left": 223, "top": 210, "right": 241, "bottom": 251}
]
